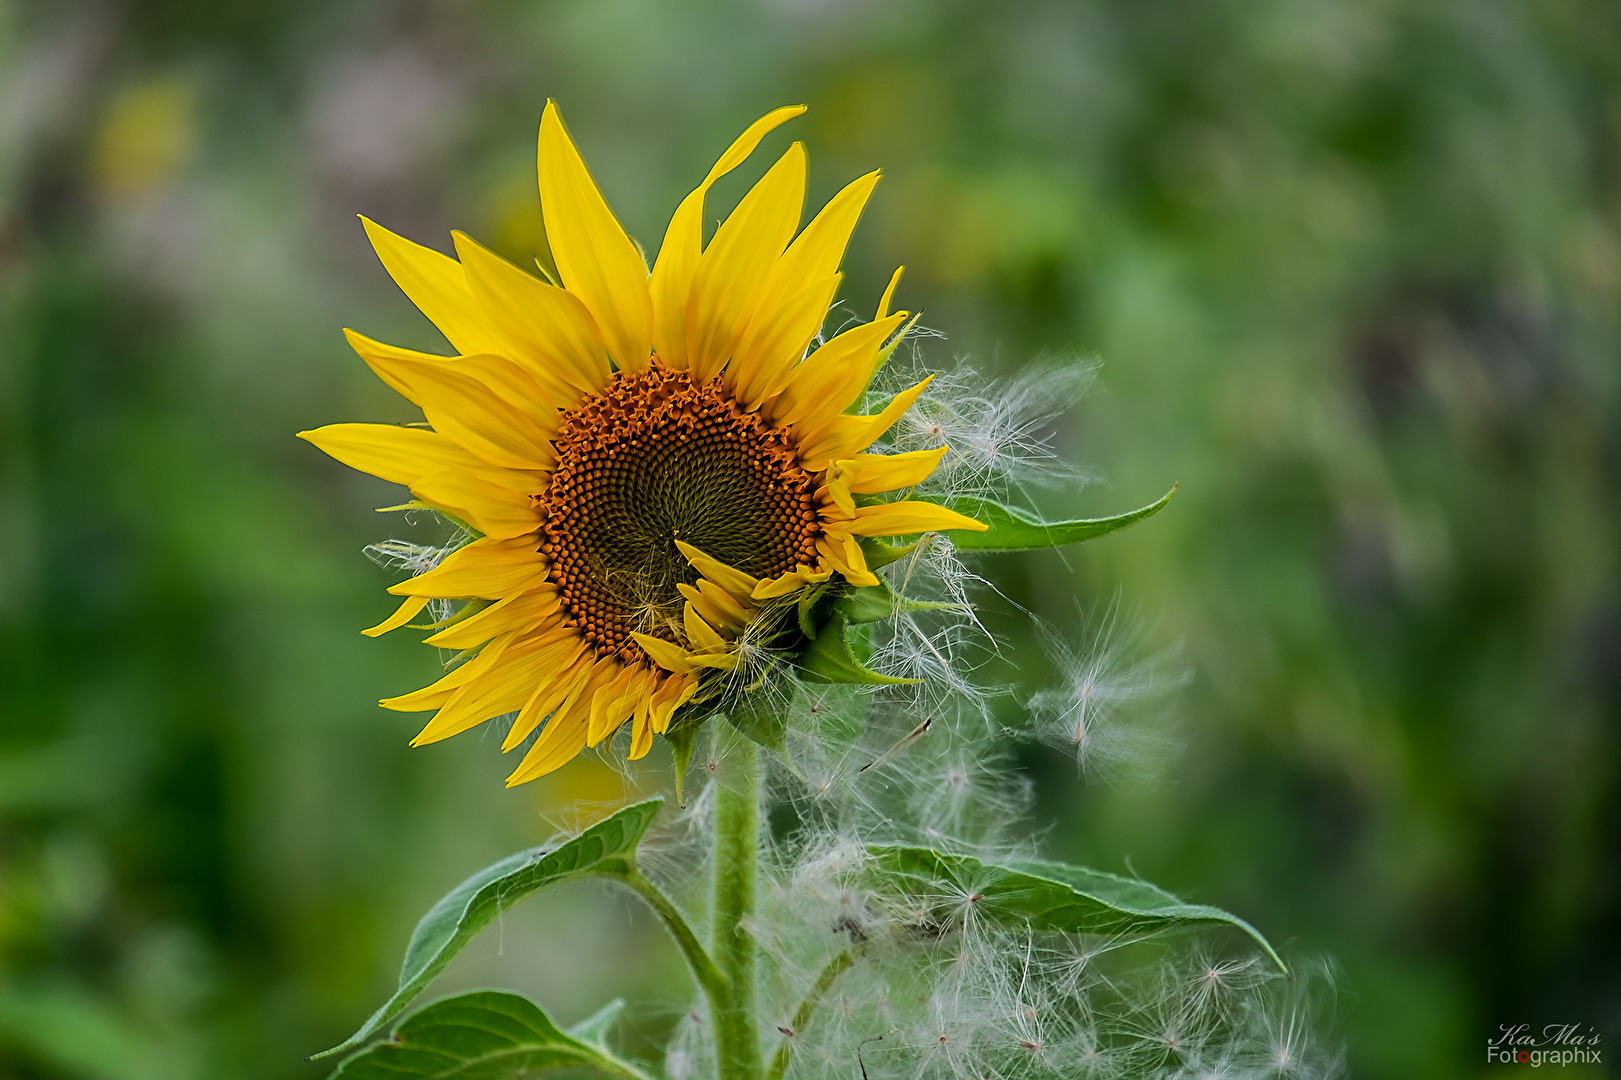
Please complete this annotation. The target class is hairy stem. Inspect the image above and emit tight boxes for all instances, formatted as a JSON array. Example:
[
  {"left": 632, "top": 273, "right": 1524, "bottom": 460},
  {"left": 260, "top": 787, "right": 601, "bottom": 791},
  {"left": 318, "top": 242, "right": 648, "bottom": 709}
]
[
  {"left": 711, "top": 742, "right": 761, "bottom": 1080},
  {"left": 765, "top": 949, "right": 857, "bottom": 1080},
  {"left": 618, "top": 868, "right": 728, "bottom": 1005}
]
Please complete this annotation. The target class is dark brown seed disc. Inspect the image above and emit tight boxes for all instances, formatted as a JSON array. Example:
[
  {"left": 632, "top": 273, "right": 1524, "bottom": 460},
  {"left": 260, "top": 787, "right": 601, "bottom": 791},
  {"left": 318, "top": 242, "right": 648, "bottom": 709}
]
[{"left": 538, "top": 358, "right": 821, "bottom": 662}]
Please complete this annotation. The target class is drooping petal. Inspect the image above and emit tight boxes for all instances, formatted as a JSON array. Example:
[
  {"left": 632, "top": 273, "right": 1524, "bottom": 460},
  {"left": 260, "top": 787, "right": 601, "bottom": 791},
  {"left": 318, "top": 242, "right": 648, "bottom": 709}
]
[
  {"left": 651, "top": 105, "right": 806, "bottom": 368},
  {"left": 360, "top": 217, "right": 507, "bottom": 357},
  {"left": 413, "top": 632, "right": 583, "bottom": 746},
  {"left": 506, "top": 658, "right": 619, "bottom": 784},
  {"left": 649, "top": 674, "right": 698, "bottom": 735},
  {"left": 503, "top": 647, "right": 593, "bottom": 751},
  {"left": 537, "top": 102, "right": 652, "bottom": 371},
  {"left": 363, "top": 595, "right": 430, "bottom": 638},
  {"left": 587, "top": 663, "right": 642, "bottom": 745},
  {"left": 381, "top": 634, "right": 513, "bottom": 713},
  {"left": 452, "top": 230, "right": 610, "bottom": 394},
  {"left": 685, "top": 143, "right": 806, "bottom": 381}
]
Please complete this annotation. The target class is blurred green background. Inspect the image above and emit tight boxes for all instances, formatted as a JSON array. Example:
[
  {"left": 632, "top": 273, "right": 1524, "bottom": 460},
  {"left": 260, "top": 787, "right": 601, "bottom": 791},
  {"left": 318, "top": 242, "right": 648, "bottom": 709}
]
[{"left": 2, "top": 0, "right": 1617, "bottom": 1077}]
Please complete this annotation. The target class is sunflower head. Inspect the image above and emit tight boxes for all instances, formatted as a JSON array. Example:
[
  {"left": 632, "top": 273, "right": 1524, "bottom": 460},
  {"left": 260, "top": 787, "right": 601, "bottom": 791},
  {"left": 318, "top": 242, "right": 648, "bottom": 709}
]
[{"left": 300, "top": 103, "right": 985, "bottom": 785}]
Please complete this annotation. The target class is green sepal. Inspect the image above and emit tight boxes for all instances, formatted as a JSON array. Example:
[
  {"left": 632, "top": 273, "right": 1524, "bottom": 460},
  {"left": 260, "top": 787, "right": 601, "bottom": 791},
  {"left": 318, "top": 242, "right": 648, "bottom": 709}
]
[
  {"left": 838, "top": 581, "right": 897, "bottom": 624},
  {"left": 798, "top": 613, "right": 922, "bottom": 686},
  {"left": 663, "top": 702, "right": 720, "bottom": 807},
  {"left": 796, "top": 581, "right": 832, "bottom": 639},
  {"left": 308, "top": 800, "right": 662, "bottom": 1061},
  {"left": 327, "top": 990, "right": 651, "bottom": 1080},
  {"left": 943, "top": 485, "right": 1177, "bottom": 551},
  {"left": 836, "top": 578, "right": 964, "bottom": 625},
  {"left": 865, "top": 845, "right": 1285, "bottom": 972},
  {"left": 860, "top": 537, "right": 921, "bottom": 569}
]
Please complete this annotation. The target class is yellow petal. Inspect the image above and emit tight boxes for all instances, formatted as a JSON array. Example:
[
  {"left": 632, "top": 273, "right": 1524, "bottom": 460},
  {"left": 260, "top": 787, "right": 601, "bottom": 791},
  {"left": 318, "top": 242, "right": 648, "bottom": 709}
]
[
  {"left": 363, "top": 595, "right": 430, "bottom": 637},
  {"left": 817, "top": 533, "right": 879, "bottom": 588},
  {"left": 357, "top": 355, "right": 557, "bottom": 473},
  {"left": 752, "top": 170, "right": 879, "bottom": 323},
  {"left": 628, "top": 707, "right": 655, "bottom": 760},
  {"left": 729, "top": 272, "right": 841, "bottom": 410},
  {"left": 452, "top": 230, "right": 610, "bottom": 395},
  {"left": 503, "top": 647, "right": 592, "bottom": 751},
  {"left": 408, "top": 469, "right": 542, "bottom": 541},
  {"left": 360, "top": 216, "right": 507, "bottom": 357},
  {"left": 876, "top": 266, "right": 904, "bottom": 320},
  {"left": 836, "top": 445, "right": 950, "bottom": 495},
  {"left": 772, "top": 313, "right": 904, "bottom": 428},
  {"left": 848, "top": 500, "right": 988, "bottom": 537},
  {"left": 412, "top": 634, "right": 569, "bottom": 746},
  {"left": 683, "top": 602, "right": 728, "bottom": 651},
  {"left": 588, "top": 663, "right": 644, "bottom": 746},
  {"left": 673, "top": 540, "right": 760, "bottom": 603},
  {"left": 298, "top": 423, "right": 531, "bottom": 490},
  {"left": 751, "top": 564, "right": 833, "bottom": 600},
  {"left": 382, "top": 635, "right": 512, "bottom": 713},
  {"left": 388, "top": 535, "right": 547, "bottom": 599},
  {"left": 797, "top": 374, "right": 934, "bottom": 470},
  {"left": 677, "top": 579, "right": 748, "bottom": 631},
  {"left": 651, "top": 105, "right": 806, "bottom": 368},
  {"left": 631, "top": 632, "right": 698, "bottom": 675},
  {"left": 424, "top": 590, "right": 564, "bottom": 648},
  {"left": 537, "top": 102, "right": 652, "bottom": 371},
  {"left": 506, "top": 659, "right": 618, "bottom": 783},
  {"left": 650, "top": 674, "right": 699, "bottom": 735},
  {"left": 686, "top": 143, "right": 806, "bottom": 381}
]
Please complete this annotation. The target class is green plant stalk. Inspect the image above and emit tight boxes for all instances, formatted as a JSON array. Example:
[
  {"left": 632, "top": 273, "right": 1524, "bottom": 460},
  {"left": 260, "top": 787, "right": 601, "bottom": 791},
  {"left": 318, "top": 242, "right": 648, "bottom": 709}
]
[
  {"left": 711, "top": 741, "right": 761, "bottom": 1080},
  {"left": 618, "top": 868, "right": 728, "bottom": 1005},
  {"left": 765, "top": 949, "right": 856, "bottom": 1080}
]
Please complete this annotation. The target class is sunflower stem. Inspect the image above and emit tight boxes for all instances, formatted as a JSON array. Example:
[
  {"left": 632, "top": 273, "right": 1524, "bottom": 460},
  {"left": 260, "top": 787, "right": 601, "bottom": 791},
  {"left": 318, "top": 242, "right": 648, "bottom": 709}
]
[{"left": 711, "top": 740, "right": 761, "bottom": 1080}]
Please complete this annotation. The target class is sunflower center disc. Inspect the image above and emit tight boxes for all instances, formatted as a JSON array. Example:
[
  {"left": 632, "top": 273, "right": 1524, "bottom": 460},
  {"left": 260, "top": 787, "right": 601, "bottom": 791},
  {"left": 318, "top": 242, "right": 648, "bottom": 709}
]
[{"left": 539, "top": 358, "right": 821, "bottom": 662}]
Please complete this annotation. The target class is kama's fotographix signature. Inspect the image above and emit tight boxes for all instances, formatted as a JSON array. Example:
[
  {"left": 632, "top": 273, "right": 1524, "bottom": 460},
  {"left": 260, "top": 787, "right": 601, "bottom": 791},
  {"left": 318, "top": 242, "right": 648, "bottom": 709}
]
[{"left": 1487, "top": 1024, "right": 1604, "bottom": 1067}]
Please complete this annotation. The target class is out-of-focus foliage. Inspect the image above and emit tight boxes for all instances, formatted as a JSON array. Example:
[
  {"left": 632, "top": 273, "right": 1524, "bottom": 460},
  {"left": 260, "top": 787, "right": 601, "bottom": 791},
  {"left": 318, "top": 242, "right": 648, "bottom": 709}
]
[{"left": 0, "top": 1, "right": 1615, "bottom": 1078}]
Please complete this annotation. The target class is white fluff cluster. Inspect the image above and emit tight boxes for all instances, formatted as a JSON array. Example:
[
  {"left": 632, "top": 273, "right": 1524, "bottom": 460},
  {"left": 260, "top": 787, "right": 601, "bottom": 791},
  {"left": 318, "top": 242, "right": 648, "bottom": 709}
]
[
  {"left": 364, "top": 528, "right": 470, "bottom": 624},
  {"left": 641, "top": 362, "right": 1341, "bottom": 1080}
]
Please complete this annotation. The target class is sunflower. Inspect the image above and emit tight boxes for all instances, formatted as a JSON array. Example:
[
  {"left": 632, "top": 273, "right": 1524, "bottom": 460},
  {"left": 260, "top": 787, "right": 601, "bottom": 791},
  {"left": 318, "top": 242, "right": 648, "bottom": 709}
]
[{"left": 301, "top": 103, "right": 985, "bottom": 785}]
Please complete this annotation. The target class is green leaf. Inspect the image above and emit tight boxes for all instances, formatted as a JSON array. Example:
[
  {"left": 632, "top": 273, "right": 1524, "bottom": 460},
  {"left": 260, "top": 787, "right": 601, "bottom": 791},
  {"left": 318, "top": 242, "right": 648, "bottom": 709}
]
[
  {"left": 798, "top": 613, "right": 921, "bottom": 686},
  {"left": 329, "top": 990, "right": 651, "bottom": 1080},
  {"left": 866, "top": 845, "right": 1285, "bottom": 972},
  {"left": 944, "top": 486, "right": 1177, "bottom": 551},
  {"left": 310, "top": 800, "right": 663, "bottom": 1061}
]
